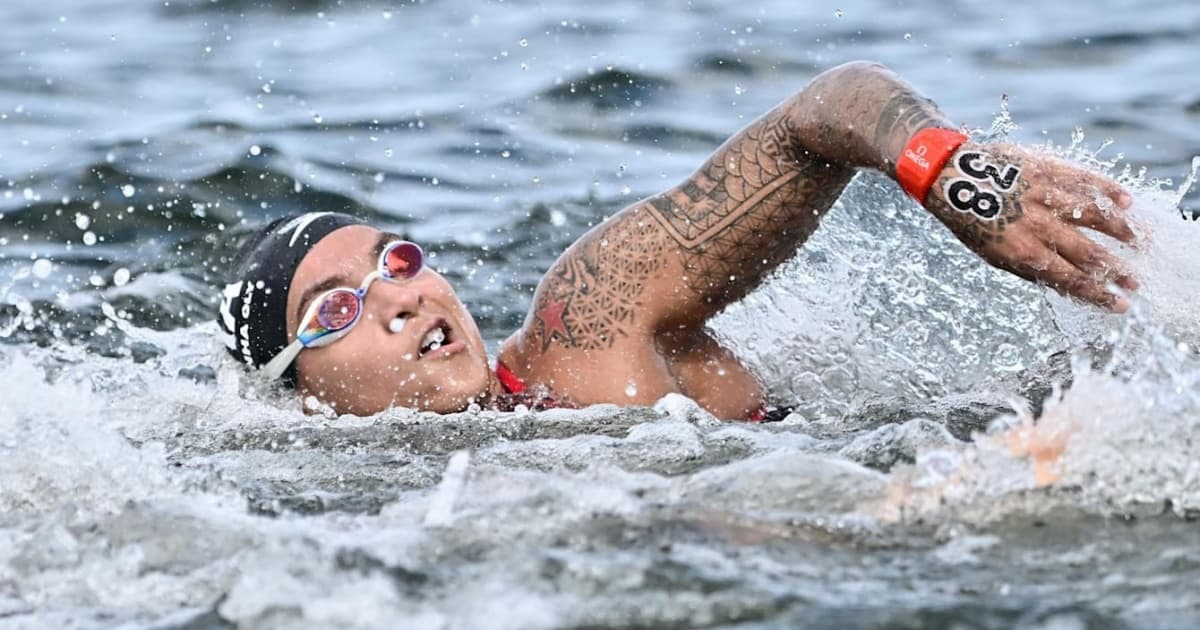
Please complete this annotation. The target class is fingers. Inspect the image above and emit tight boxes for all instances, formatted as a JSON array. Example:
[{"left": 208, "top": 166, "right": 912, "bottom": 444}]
[
  {"left": 1048, "top": 225, "right": 1140, "bottom": 292},
  {"left": 1038, "top": 254, "right": 1130, "bottom": 313},
  {"left": 1004, "top": 239, "right": 1131, "bottom": 313},
  {"left": 1070, "top": 169, "right": 1132, "bottom": 210},
  {"left": 1037, "top": 153, "right": 1133, "bottom": 208},
  {"left": 1030, "top": 180, "right": 1138, "bottom": 245}
]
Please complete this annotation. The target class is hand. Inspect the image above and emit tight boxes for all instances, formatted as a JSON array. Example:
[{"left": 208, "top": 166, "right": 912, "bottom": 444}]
[{"left": 924, "top": 143, "right": 1140, "bottom": 312}]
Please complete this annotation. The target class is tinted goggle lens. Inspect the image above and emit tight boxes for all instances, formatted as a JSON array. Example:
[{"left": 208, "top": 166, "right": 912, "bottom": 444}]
[
  {"left": 316, "top": 289, "right": 361, "bottom": 330},
  {"left": 382, "top": 241, "right": 423, "bottom": 280},
  {"left": 296, "top": 240, "right": 423, "bottom": 348}
]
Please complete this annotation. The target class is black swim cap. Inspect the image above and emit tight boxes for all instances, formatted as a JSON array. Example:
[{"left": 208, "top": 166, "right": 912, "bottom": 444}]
[{"left": 217, "top": 212, "right": 365, "bottom": 385}]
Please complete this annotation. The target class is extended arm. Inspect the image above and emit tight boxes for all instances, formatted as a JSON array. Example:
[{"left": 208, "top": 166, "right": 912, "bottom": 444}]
[
  {"left": 791, "top": 62, "right": 1139, "bottom": 310},
  {"left": 520, "top": 61, "right": 1138, "bottom": 358}
]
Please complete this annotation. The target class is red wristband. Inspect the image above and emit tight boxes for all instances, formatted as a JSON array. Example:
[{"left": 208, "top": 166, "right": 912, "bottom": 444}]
[{"left": 896, "top": 127, "right": 969, "bottom": 204}]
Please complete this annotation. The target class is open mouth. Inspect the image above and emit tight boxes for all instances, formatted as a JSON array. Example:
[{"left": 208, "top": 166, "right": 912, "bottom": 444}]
[{"left": 417, "top": 319, "right": 452, "bottom": 358}]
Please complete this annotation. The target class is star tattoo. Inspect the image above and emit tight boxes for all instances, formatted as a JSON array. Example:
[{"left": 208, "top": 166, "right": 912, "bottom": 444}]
[{"left": 536, "top": 298, "right": 571, "bottom": 351}]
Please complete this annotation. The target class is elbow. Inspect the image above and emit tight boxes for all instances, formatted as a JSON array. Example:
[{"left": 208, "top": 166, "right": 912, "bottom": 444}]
[
  {"left": 794, "top": 60, "right": 896, "bottom": 112},
  {"left": 811, "top": 60, "right": 893, "bottom": 87}
]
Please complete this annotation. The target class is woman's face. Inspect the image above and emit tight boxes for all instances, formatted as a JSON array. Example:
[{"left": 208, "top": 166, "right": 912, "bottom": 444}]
[{"left": 285, "top": 225, "right": 494, "bottom": 415}]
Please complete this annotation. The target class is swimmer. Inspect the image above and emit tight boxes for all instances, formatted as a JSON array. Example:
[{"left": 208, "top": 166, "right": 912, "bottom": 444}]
[{"left": 216, "top": 61, "right": 1140, "bottom": 419}]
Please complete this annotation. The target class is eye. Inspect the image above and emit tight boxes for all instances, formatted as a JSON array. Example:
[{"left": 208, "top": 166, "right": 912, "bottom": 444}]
[
  {"left": 316, "top": 290, "right": 360, "bottom": 330},
  {"left": 383, "top": 242, "right": 423, "bottom": 279}
]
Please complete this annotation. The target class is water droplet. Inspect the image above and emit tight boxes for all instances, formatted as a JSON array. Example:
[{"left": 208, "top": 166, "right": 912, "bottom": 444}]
[
  {"left": 384, "top": 148, "right": 394, "bottom": 157},
  {"left": 904, "top": 32, "right": 912, "bottom": 40},
  {"left": 1072, "top": 208, "right": 1083, "bottom": 219},
  {"left": 112, "top": 268, "right": 131, "bottom": 287},
  {"left": 624, "top": 382, "right": 638, "bottom": 397},
  {"left": 31, "top": 258, "right": 52, "bottom": 279},
  {"left": 312, "top": 112, "right": 323, "bottom": 124},
  {"left": 501, "top": 149, "right": 511, "bottom": 158},
  {"left": 249, "top": 145, "right": 262, "bottom": 156},
  {"left": 74, "top": 213, "right": 90, "bottom": 230},
  {"left": 734, "top": 84, "right": 745, "bottom": 95},
  {"left": 382, "top": 10, "right": 393, "bottom": 19},
  {"left": 519, "top": 38, "right": 528, "bottom": 47},
  {"left": 834, "top": 8, "right": 844, "bottom": 17},
  {"left": 550, "top": 210, "right": 566, "bottom": 226},
  {"left": 82, "top": 231, "right": 97, "bottom": 246},
  {"left": 121, "top": 184, "right": 135, "bottom": 198}
]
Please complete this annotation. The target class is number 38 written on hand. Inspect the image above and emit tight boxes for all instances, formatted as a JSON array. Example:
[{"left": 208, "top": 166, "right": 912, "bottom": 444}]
[{"left": 943, "top": 151, "right": 1021, "bottom": 221}]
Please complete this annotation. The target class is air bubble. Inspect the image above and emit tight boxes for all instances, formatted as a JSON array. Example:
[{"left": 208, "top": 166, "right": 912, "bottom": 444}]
[
  {"left": 83, "top": 231, "right": 97, "bottom": 246},
  {"left": 112, "top": 268, "right": 131, "bottom": 287},
  {"left": 121, "top": 184, "right": 135, "bottom": 198},
  {"left": 31, "top": 258, "right": 52, "bottom": 279}
]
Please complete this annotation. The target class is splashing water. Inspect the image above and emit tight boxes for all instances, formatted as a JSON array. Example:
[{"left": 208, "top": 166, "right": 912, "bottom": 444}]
[{"left": 2, "top": 1, "right": 1200, "bottom": 624}]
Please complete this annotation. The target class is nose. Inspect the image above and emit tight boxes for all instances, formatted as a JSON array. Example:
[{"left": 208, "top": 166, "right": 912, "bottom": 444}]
[{"left": 367, "top": 276, "right": 425, "bottom": 322}]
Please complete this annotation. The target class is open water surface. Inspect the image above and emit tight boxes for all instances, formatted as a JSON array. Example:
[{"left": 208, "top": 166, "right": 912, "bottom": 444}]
[{"left": 1, "top": 1, "right": 1199, "bottom": 628}]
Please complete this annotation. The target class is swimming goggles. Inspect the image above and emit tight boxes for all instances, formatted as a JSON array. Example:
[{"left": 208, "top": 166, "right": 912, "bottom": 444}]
[{"left": 261, "top": 240, "right": 424, "bottom": 380}]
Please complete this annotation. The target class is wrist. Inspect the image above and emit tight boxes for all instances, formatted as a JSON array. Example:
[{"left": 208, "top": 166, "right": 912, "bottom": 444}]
[{"left": 896, "top": 127, "right": 969, "bottom": 204}]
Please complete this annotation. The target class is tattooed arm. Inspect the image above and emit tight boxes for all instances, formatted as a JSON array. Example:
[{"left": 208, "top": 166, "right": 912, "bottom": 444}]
[
  {"left": 503, "top": 61, "right": 1138, "bottom": 409},
  {"left": 791, "top": 62, "right": 1139, "bottom": 310}
]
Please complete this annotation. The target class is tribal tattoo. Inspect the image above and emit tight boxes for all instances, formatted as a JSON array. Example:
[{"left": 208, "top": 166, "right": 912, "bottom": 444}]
[
  {"left": 532, "top": 215, "right": 668, "bottom": 351},
  {"left": 873, "top": 91, "right": 952, "bottom": 175},
  {"left": 645, "top": 113, "right": 850, "bottom": 302},
  {"left": 525, "top": 63, "right": 968, "bottom": 354}
]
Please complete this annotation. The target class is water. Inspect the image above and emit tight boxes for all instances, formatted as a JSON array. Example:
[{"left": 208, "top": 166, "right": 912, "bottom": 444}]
[{"left": 2, "top": 1, "right": 1199, "bottom": 628}]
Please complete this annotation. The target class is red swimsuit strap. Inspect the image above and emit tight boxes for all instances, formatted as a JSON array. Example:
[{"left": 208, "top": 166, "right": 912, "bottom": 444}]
[
  {"left": 495, "top": 361, "right": 774, "bottom": 422},
  {"left": 494, "top": 361, "right": 527, "bottom": 394}
]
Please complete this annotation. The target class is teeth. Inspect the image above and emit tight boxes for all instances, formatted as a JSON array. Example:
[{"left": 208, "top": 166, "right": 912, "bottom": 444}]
[{"left": 420, "top": 326, "right": 446, "bottom": 353}]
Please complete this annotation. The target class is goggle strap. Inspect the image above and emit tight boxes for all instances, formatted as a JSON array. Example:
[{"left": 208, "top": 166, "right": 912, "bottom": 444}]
[{"left": 262, "top": 340, "right": 304, "bottom": 381}]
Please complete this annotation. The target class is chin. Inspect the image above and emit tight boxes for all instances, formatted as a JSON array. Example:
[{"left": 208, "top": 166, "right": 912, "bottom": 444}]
[
  {"left": 298, "top": 356, "right": 490, "bottom": 416},
  {"left": 424, "top": 374, "right": 491, "bottom": 413}
]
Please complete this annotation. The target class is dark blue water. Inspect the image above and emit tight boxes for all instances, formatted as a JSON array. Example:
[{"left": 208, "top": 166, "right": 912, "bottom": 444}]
[{"left": 1, "top": 1, "right": 1198, "bottom": 628}]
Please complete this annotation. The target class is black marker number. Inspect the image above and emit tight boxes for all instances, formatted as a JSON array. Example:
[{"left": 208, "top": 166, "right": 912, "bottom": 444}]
[
  {"left": 946, "top": 179, "right": 1002, "bottom": 219},
  {"left": 957, "top": 152, "right": 1021, "bottom": 192}
]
